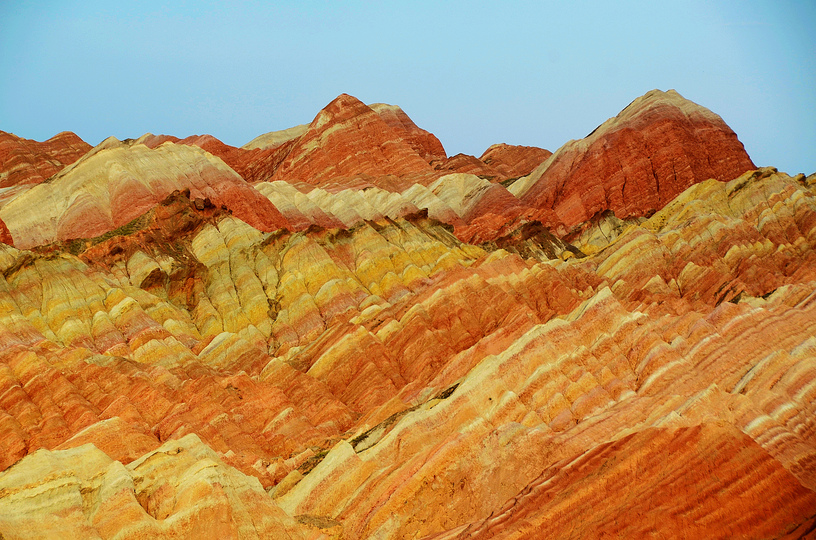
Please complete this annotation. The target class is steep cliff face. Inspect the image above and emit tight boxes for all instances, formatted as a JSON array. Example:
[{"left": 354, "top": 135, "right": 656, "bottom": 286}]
[{"left": 0, "top": 91, "right": 814, "bottom": 540}]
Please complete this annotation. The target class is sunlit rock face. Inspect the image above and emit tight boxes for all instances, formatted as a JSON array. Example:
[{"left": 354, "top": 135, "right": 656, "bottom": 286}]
[
  {"left": 478, "top": 143, "right": 553, "bottom": 181},
  {"left": 510, "top": 89, "right": 757, "bottom": 230},
  {"left": 0, "top": 130, "right": 91, "bottom": 188},
  {"left": 431, "top": 144, "right": 554, "bottom": 186},
  {"left": 270, "top": 93, "right": 438, "bottom": 186},
  {"left": 139, "top": 133, "right": 297, "bottom": 185},
  {"left": 0, "top": 138, "right": 291, "bottom": 249},
  {"left": 0, "top": 435, "right": 310, "bottom": 539},
  {"left": 0, "top": 90, "right": 814, "bottom": 539},
  {"left": 369, "top": 102, "right": 448, "bottom": 164}
]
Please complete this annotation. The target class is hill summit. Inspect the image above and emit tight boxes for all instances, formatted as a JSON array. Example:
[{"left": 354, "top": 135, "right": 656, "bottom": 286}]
[{"left": 0, "top": 90, "right": 814, "bottom": 540}]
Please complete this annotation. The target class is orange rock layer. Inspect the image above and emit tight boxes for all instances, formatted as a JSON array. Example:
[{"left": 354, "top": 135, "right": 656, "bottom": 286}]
[
  {"left": 0, "top": 130, "right": 91, "bottom": 187},
  {"left": 510, "top": 89, "right": 756, "bottom": 230},
  {"left": 0, "top": 90, "right": 812, "bottom": 539}
]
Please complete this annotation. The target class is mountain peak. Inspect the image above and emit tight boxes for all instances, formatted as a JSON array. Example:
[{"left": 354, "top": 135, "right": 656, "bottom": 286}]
[
  {"left": 0, "top": 130, "right": 92, "bottom": 187},
  {"left": 270, "top": 94, "right": 434, "bottom": 184},
  {"left": 0, "top": 89, "right": 814, "bottom": 540},
  {"left": 512, "top": 88, "right": 755, "bottom": 229}
]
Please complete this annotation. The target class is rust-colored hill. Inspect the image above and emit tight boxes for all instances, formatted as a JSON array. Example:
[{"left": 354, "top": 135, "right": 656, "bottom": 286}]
[
  {"left": 479, "top": 143, "right": 553, "bottom": 180},
  {"left": 0, "top": 90, "right": 814, "bottom": 540},
  {"left": 510, "top": 89, "right": 756, "bottom": 230},
  {"left": 0, "top": 130, "right": 91, "bottom": 187},
  {"left": 0, "top": 137, "right": 291, "bottom": 249},
  {"left": 270, "top": 93, "right": 436, "bottom": 186}
]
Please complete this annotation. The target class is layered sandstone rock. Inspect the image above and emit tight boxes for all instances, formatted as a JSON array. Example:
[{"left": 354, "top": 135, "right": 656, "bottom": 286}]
[
  {"left": 0, "top": 435, "right": 311, "bottom": 539},
  {"left": 433, "top": 152, "right": 500, "bottom": 180},
  {"left": 479, "top": 143, "right": 552, "bottom": 181},
  {"left": 429, "top": 424, "right": 816, "bottom": 539},
  {"left": 270, "top": 94, "right": 436, "bottom": 185},
  {"left": 0, "top": 131, "right": 91, "bottom": 187},
  {"left": 369, "top": 103, "right": 447, "bottom": 163},
  {"left": 433, "top": 144, "right": 553, "bottom": 184},
  {"left": 0, "top": 91, "right": 814, "bottom": 539},
  {"left": 0, "top": 218, "right": 13, "bottom": 246},
  {"left": 242, "top": 124, "right": 309, "bottom": 151},
  {"left": 140, "top": 99, "right": 450, "bottom": 187},
  {"left": 139, "top": 133, "right": 296, "bottom": 184},
  {"left": 253, "top": 172, "right": 535, "bottom": 244},
  {"left": 510, "top": 89, "right": 756, "bottom": 229},
  {"left": 0, "top": 138, "right": 291, "bottom": 249}
]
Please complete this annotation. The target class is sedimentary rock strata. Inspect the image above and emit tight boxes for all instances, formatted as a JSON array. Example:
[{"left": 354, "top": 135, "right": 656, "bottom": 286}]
[
  {"left": 0, "top": 131, "right": 91, "bottom": 188},
  {"left": 479, "top": 143, "right": 552, "bottom": 181},
  {"left": 270, "top": 94, "right": 437, "bottom": 186},
  {"left": 510, "top": 89, "right": 756, "bottom": 230},
  {"left": 0, "top": 90, "right": 813, "bottom": 539},
  {"left": 139, "top": 133, "right": 297, "bottom": 185},
  {"left": 0, "top": 138, "right": 290, "bottom": 248},
  {"left": 369, "top": 103, "right": 447, "bottom": 164}
]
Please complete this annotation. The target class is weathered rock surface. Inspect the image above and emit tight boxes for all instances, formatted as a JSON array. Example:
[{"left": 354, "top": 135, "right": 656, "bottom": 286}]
[
  {"left": 369, "top": 103, "right": 447, "bottom": 164},
  {"left": 140, "top": 133, "right": 296, "bottom": 184},
  {"left": 433, "top": 144, "right": 553, "bottom": 185},
  {"left": 0, "top": 138, "right": 291, "bottom": 249},
  {"left": 511, "top": 89, "right": 756, "bottom": 230},
  {"left": 0, "top": 91, "right": 813, "bottom": 539},
  {"left": 479, "top": 143, "right": 552, "bottom": 181},
  {"left": 270, "top": 94, "right": 436, "bottom": 186},
  {"left": 0, "top": 131, "right": 91, "bottom": 188},
  {"left": 0, "top": 218, "right": 14, "bottom": 246},
  {"left": 428, "top": 424, "right": 816, "bottom": 539},
  {"left": 242, "top": 124, "right": 309, "bottom": 151},
  {"left": 0, "top": 435, "right": 310, "bottom": 539}
]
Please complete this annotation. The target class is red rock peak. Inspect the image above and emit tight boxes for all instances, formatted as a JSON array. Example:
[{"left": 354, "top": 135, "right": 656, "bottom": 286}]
[
  {"left": 514, "top": 89, "right": 756, "bottom": 229},
  {"left": 270, "top": 94, "right": 434, "bottom": 185}
]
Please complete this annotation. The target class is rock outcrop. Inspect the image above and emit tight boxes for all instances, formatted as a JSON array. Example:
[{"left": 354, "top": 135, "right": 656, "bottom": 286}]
[
  {"left": 0, "top": 218, "right": 14, "bottom": 246},
  {"left": 0, "top": 435, "right": 310, "bottom": 539},
  {"left": 0, "top": 90, "right": 813, "bottom": 539},
  {"left": 242, "top": 124, "right": 309, "bottom": 151},
  {"left": 429, "top": 424, "right": 816, "bottom": 539},
  {"left": 369, "top": 103, "right": 447, "bottom": 164},
  {"left": 139, "top": 133, "right": 296, "bottom": 184},
  {"left": 435, "top": 144, "right": 553, "bottom": 184}
]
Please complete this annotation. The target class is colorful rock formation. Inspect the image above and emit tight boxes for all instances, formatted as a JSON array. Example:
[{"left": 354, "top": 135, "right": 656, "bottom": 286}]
[
  {"left": 479, "top": 143, "right": 553, "bottom": 181},
  {"left": 433, "top": 144, "right": 553, "bottom": 184},
  {"left": 369, "top": 103, "right": 447, "bottom": 164},
  {"left": 0, "top": 131, "right": 91, "bottom": 188},
  {"left": 0, "top": 90, "right": 814, "bottom": 539},
  {"left": 270, "top": 94, "right": 437, "bottom": 186},
  {"left": 0, "top": 137, "right": 291, "bottom": 249},
  {"left": 139, "top": 133, "right": 296, "bottom": 185},
  {"left": 510, "top": 89, "right": 756, "bottom": 230}
]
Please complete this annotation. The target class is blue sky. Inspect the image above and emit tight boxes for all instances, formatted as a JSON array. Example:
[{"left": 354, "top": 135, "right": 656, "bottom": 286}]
[{"left": 1, "top": 1, "right": 814, "bottom": 174}]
